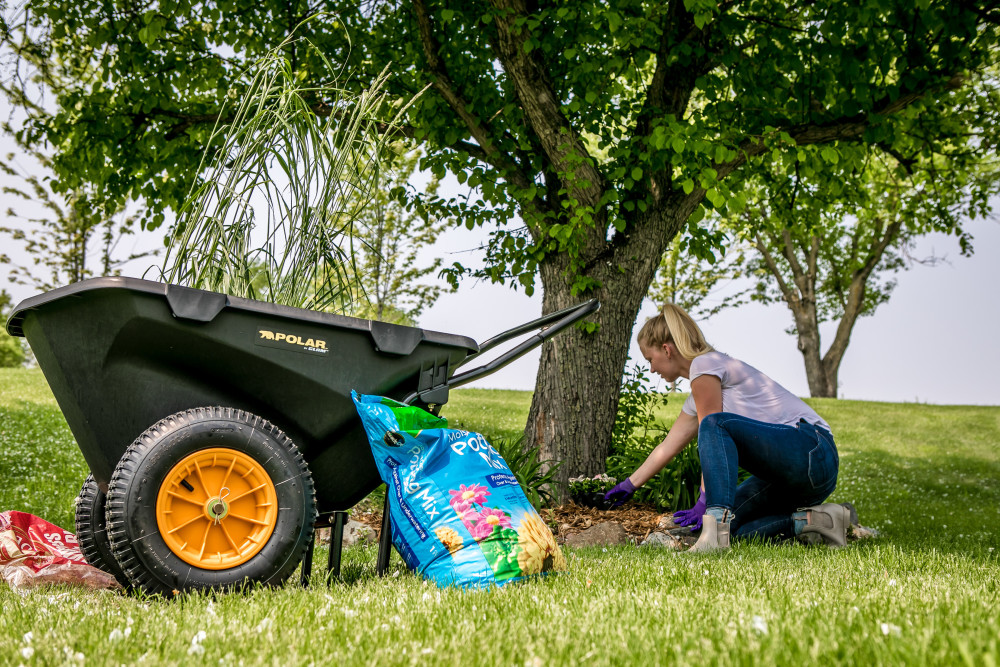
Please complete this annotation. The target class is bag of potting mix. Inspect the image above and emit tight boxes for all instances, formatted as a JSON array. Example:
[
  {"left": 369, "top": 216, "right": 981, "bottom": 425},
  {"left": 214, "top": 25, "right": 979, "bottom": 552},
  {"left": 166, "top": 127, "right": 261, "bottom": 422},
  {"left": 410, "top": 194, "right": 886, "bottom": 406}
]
[{"left": 352, "top": 391, "right": 567, "bottom": 589}]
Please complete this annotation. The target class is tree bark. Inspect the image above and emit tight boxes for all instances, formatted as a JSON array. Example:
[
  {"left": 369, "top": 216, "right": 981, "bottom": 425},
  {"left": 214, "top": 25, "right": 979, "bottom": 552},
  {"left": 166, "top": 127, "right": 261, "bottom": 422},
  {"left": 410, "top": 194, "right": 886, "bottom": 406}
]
[
  {"left": 418, "top": 0, "right": 956, "bottom": 476},
  {"left": 525, "top": 209, "right": 680, "bottom": 487},
  {"left": 794, "top": 308, "right": 837, "bottom": 398}
]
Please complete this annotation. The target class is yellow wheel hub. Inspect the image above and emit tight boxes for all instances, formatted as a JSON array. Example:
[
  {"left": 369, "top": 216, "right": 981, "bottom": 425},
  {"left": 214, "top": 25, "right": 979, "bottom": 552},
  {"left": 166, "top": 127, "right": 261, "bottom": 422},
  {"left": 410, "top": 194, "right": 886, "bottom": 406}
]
[{"left": 156, "top": 448, "right": 278, "bottom": 570}]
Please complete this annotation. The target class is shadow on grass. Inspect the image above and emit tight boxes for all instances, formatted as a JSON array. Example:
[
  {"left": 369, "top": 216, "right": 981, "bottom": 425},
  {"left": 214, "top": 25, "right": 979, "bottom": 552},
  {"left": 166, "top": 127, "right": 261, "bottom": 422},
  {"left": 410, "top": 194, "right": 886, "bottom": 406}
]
[
  {"left": 832, "top": 446, "right": 1000, "bottom": 557},
  {"left": 297, "top": 543, "right": 416, "bottom": 589}
]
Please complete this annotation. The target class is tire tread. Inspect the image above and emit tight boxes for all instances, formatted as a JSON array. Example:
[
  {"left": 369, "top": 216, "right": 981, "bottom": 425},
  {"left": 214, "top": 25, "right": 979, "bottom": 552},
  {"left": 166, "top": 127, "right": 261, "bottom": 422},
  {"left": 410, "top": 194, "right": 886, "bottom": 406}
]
[{"left": 106, "top": 407, "right": 316, "bottom": 596}]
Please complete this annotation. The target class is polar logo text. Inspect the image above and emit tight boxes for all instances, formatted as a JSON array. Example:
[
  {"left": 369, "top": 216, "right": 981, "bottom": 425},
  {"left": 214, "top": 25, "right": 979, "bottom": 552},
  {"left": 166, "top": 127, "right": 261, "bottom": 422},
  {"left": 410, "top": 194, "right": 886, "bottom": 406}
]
[{"left": 255, "top": 329, "right": 329, "bottom": 355}]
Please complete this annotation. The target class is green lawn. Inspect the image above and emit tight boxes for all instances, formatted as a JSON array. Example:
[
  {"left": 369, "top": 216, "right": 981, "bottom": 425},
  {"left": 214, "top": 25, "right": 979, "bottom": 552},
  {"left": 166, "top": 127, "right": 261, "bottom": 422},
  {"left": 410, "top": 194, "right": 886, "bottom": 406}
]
[{"left": 1, "top": 367, "right": 998, "bottom": 665}]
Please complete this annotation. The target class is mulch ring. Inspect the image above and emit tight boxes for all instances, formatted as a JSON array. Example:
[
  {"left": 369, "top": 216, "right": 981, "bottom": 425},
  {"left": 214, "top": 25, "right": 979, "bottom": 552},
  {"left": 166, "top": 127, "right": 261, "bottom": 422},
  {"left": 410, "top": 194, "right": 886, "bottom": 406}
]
[
  {"left": 541, "top": 502, "right": 687, "bottom": 545},
  {"left": 346, "top": 509, "right": 384, "bottom": 534},
  {"left": 345, "top": 502, "right": 875, "bottom": 548},
  {"left": 347, "top": 502, "right": 693, "bottom": 547}
]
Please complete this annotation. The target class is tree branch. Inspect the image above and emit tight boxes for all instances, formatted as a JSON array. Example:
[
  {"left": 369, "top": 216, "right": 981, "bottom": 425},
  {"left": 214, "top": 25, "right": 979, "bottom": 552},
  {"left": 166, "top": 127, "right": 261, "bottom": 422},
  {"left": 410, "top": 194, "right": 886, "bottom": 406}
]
[
  {"left": 488, "top": 0, "right": 606, "bottom": 212},
  {"left": 411, "top": 0, "right": 511, "bottom": 168},
  {"left": 822, "top": 213, "right": 903, "bottom": 372},
  {"left": 712, "top": 74, "right": 967, "bottom": 182},
  {"left": 752, "top": 229, "right": 797, "bottom": 306}
]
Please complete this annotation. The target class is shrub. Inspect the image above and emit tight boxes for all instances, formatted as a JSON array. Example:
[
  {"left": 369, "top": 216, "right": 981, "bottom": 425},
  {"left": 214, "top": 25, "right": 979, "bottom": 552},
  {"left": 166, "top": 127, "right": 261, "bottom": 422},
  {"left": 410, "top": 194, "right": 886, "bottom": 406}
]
[
  {"left": 606, "top": 360, "right": 701, "bottom": 511},
  {"left": 609, "top": 363, "right": 668, "bottom": 456},
  {"left": 606, "top": 438, "right": 702, "bottom": 512},
  {"left": 567, "top": 474, "right": 617, "bottom": 496},
  {"left": 567, "top": 473, "right": 618, "bottom": 509},
  {"left": 0, "top": 332, "right": 25, "bottom": 368}
]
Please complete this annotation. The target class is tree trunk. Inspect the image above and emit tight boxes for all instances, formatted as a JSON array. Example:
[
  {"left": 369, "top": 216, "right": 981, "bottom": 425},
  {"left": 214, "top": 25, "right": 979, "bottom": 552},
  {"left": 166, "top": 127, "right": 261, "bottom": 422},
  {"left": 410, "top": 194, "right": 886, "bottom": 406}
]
[
  {"left": 792, "top": 219, "right": 901, "bottom": 399},
  {"left": 795, "top": 315, "right": 838, "bottom": 398},
  {"left": 524, "top": 211, "right": 678, "bottom": 489}
]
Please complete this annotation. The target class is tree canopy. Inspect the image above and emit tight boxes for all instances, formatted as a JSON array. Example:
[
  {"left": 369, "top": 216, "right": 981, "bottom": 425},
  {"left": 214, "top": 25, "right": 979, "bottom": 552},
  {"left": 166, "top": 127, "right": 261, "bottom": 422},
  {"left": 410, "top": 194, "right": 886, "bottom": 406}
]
[
  {"left": 650, "top": 64, "right": 1000, "bottom": 397},
  {"left": 5, "top": 0, "right": 999, "bottom": 481}
]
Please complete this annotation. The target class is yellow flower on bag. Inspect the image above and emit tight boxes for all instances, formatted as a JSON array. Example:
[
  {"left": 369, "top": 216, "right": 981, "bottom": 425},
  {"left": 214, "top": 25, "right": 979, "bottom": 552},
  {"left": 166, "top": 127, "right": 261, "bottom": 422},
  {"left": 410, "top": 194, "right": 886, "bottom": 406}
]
[
  {"left": 516, "top": 512, "right": 567, "bottom": 575},
  {"left": 435, "top": 526, "right": 463, "bottom": 554}
]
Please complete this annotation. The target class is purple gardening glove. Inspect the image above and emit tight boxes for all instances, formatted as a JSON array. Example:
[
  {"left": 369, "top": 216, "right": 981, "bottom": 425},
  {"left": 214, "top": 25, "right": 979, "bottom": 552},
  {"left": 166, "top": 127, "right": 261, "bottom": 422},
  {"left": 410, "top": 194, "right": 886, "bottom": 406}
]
[
  {"left": 603, "top": 479, "right": 636, "bottom": 508},
  {"left": 672, "top": 489, "right": 707, "bottom": 530}
]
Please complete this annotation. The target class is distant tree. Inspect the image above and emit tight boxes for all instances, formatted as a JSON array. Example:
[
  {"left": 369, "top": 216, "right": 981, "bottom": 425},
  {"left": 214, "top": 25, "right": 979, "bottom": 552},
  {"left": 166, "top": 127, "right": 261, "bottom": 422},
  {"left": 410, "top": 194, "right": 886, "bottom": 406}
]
[
  {"left": 0, "top": 289, "right": 27, "bottom": 367},
  {"left": 0, "top": 53, "right": 155, "bottom": 291},
  {"left": 651, "top": 138, "right": 998, "bottom": 398},
  {"left": 346, "top": 146, "right": 453, "bottom": 326},
  {"left": 648, "top": 232, "right": 750, "bottom": 318},
  {"left": 0, "top": 147, "right": 154, "bottom": 291},
  {"left": 739, "top": 146, "right": 996, "bottom": 398}
]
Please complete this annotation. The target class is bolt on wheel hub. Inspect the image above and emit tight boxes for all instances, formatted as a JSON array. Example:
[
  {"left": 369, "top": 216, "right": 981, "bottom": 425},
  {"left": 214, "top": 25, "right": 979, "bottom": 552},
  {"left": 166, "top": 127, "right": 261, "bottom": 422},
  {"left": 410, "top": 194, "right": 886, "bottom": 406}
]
[{"left": 205, "top": 496, "right": 230, "bottom": 521}]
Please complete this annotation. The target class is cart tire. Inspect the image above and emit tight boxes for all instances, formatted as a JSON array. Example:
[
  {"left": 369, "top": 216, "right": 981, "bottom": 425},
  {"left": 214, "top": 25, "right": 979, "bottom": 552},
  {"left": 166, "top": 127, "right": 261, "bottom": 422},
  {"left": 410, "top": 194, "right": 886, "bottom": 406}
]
[
  {"left": 105, "top": 407, "right": 316, "bottom": 596},
  {"left": 75, "top": 475, "right": 131, "bottom": 588}
]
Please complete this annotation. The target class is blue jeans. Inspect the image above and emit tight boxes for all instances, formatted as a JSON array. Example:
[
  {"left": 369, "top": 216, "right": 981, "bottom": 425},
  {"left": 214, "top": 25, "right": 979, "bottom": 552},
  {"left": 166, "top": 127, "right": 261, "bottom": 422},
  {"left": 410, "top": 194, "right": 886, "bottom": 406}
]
[{"left": 697, "top": 412, "right": 839, "bottom": 541}]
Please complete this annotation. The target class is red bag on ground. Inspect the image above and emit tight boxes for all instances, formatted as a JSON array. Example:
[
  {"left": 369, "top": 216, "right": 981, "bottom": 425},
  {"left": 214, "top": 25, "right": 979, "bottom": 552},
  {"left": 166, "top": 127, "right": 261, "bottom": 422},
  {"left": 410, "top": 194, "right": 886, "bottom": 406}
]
[{"left": 0, "top": 511, "right": 120, "bottom": 590}]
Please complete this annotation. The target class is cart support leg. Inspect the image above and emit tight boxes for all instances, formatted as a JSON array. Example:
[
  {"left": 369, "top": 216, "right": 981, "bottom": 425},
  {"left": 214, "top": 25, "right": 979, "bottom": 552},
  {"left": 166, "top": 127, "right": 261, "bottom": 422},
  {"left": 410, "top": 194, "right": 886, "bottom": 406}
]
[
  {"left": 300, "top": 536, "right": 314, "bottom": 587},
  {"left": 376, "top": 490, "right": 392, "bottom": 575},
  {"left": 327, "top": 511, "right": 346, "bottom": 580}
]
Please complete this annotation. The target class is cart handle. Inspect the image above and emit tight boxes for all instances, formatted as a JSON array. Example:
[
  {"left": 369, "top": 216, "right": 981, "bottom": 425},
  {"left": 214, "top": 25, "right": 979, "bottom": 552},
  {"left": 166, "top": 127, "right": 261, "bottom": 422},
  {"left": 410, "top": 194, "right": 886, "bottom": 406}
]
[{"left": 402, "top": 298, "right": 600, "bottom": 404}]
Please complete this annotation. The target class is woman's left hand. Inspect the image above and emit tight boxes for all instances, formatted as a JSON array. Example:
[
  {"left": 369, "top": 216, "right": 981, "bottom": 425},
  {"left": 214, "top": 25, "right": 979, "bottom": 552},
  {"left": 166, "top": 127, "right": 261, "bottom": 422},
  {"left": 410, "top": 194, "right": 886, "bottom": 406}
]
[{"left": 672, "top": 489, "right": 707, "bottom": 530}]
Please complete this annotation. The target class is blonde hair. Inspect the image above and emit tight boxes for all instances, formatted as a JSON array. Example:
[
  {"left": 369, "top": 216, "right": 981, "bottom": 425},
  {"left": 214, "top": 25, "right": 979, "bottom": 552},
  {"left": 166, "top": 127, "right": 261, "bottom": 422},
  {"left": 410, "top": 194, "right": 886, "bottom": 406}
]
[{"left": 636, "top": 303, "right": 714, "bottom": 360}]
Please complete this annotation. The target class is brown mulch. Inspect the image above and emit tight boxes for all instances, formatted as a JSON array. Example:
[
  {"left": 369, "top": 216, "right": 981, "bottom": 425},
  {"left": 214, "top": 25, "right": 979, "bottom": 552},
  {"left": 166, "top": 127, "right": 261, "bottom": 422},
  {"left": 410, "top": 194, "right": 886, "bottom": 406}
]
[
  {"left": 351, "top": 509, "right": 384, "bottom": 532},
  {"left": 340, "top": 503, "right": 675, "bottom": 544},
  {"left": 541, "top": 503, "right": 674, "bottom": 543},
  {"left": 323, "top": 502, "right": 875, "bottom": 547}
]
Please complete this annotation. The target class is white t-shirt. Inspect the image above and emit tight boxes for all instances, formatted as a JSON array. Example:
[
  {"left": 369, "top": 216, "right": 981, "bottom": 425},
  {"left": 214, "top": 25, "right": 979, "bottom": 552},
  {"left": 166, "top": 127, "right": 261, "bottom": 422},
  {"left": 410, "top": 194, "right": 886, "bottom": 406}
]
[{"left": 681, "top": 351, "right": 831, "bottom": 433}]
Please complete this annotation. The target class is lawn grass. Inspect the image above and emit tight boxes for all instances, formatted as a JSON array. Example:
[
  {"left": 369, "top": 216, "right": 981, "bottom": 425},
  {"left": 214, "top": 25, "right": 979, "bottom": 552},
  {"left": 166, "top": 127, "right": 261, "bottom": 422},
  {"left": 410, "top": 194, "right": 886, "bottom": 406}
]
[{"left": 1, "top": 367, "right": 998, "bottom": 665}]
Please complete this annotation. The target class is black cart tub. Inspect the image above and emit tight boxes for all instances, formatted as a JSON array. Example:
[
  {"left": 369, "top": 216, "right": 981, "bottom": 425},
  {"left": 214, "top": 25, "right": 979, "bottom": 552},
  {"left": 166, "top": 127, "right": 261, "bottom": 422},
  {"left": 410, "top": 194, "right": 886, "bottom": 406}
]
[{"left": 6, "top": 277, "right": 598, "bottom": 594}]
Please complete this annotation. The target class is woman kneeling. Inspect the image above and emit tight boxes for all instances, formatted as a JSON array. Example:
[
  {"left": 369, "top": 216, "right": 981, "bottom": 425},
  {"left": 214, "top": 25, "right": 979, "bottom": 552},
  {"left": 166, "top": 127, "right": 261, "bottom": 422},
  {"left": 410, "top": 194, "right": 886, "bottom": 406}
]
[{"left": 604, "top": 303, "right": 851, "bottom": 551}]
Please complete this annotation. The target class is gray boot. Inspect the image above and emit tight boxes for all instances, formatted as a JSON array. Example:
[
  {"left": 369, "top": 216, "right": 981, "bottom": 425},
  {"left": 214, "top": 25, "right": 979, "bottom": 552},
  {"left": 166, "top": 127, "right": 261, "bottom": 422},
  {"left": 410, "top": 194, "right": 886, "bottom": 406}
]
[
  {"left": 798, "top": 503, "right": 851, "bottom": 547},
  {"left": 687, "top": 514, "right": 730, "bottom": 553}
]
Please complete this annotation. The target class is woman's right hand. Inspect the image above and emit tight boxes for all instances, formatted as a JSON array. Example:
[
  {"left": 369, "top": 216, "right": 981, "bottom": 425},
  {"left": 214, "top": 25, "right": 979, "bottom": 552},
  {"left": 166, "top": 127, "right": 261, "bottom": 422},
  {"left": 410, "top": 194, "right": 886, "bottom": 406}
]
[
  {"left": 604, "top": 478, "right": 636, "bottom": 508},
  {"left": 672, "top": 489, "right": 707, "bottom": 529}
]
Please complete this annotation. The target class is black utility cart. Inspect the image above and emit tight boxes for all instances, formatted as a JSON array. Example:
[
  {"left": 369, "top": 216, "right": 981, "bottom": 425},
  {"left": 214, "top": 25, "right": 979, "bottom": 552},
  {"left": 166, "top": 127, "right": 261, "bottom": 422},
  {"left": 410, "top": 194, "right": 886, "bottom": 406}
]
[{"left": 5, "top": 277, "right": 598, "bottom": 595}]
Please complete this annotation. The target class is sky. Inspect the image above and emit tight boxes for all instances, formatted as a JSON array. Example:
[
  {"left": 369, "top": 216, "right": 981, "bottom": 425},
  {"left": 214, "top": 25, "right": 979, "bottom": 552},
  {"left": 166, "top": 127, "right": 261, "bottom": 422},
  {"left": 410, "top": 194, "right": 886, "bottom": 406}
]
[
  {"left": 416, "top": 210, "right": 1000, "bottom": 406},
  {"left": 3, "top": 124, "right": 999, "bottom": 406}
]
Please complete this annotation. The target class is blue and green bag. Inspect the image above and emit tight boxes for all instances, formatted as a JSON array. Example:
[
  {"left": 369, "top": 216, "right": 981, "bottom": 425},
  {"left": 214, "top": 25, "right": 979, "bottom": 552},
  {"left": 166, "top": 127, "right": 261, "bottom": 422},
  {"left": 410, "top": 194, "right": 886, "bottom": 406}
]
[{"left": 352, "top": 391, "right": 567, "bottom": 589}]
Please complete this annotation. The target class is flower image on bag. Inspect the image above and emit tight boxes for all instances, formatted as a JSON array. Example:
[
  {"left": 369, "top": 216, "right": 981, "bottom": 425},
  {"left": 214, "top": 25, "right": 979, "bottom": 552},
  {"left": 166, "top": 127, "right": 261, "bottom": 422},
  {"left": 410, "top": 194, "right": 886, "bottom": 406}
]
[
  {"left": 450, "top": 484, "right": 490, "bottom": 507},
  {"left": 352, "top": 391, "right": 568, "bottom": 589},
  {"left": 517, "top": 512, "right": 568, "bottom": 575},
  {"left": 434, "top": 527, "right": 463, "bottom": 554},
  {"left": 472, "top": 507, "right": 513, "bottom": 536}
]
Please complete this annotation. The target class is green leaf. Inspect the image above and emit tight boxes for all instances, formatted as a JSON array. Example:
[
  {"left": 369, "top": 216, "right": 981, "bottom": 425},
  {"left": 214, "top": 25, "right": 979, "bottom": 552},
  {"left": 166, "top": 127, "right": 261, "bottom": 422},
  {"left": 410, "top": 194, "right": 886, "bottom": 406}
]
[
  {"left": 631, "top": 167, "right": 643, "bottom": 181},
  {"left": 441, "top": 9, "right": 455, "bottom": 21},
  {"left": 607, "top": 11, "right": 622, "bottom": 33}
]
